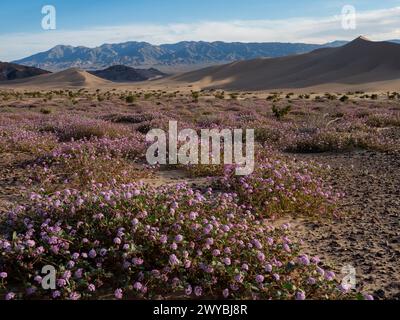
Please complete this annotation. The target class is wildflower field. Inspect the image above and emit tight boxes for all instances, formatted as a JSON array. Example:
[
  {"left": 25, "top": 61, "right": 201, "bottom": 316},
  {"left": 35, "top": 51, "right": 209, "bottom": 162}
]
[{"left": 1, "top": 89, "right": 399, "bottom": 300}]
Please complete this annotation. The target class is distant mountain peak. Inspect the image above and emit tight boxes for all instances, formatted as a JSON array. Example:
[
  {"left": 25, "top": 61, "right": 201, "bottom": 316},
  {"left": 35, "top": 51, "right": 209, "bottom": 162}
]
[
  {"left": 344, "top": 36, "right": 376, "bottom": 49},
  {"left": 356, "top": 35, "right": 371, "bottom": 41},
  {"left": 13, "top": 40, "right": 347, "bottom": 72},
  {"left": 344, "top": 36, "right": 400, "bottom": 51},
  {"left": 347, "top": 36, "right": 372, "bottom": 44}
]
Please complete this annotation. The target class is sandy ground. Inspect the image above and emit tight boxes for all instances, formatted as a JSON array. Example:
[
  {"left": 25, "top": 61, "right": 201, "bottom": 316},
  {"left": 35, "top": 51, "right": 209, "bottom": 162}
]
[
  {"left": 0, "top": 153, "right": 30, "bottom": 213},
  {"left": 285, "top": 150, "right": 400, "bottom": 299}
]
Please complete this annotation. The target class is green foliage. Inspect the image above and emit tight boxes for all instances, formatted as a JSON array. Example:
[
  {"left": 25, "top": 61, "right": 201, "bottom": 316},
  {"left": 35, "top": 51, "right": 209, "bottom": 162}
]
[
  {"left": 39, "top": 108, "right": 51, "bottom": 115},
  {"left": 191, "top": 91, "right": 200, "bottom": 102},
  {"left": 272, "top": 104, "right": 292, "bottom": 120},
  {"left": 229, "top": 93, "right": 239, "bottom": 100},
  {"left": 125, "top": 95, "right": 136, "bottom": 104}
]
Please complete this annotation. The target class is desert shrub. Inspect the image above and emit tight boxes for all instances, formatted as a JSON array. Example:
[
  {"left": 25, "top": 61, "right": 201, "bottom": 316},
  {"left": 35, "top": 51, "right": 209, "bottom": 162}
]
[
  {"left": 229, "top": 93, "right": 239, "bottom": 100},
  {"left": 267, "top": 94, "right": 280, "bottom": 101},
  {"left": 103, "top": 113, "right": 154, "bottom": 124},
  {"left": 214, "top": 91, "right": 225, "bottom": 99},
  {"left": 26, "top": 136, "right": 147, "bottom": 191},
  {"left": 191, "top": 91, "right": 200, "bottom": 102},
  {"left": 40, "top": 108, "right": 52, "bottom": 115},
  {"left": 214, "top": 155, "right": 341, "bottom": 218},
  {"left": 235, "top": 111, "right": 258, "bottom": 123},
  {"left": 39, "top": 116, "right": 126, "bottom": 142},
  {"left": 225, "top": 106, "right": 241, "bottom": 112},
  {"left": 126, "top": 95, "right": 136, "bottom": 104},
  {"left": 0, "top": 126, "right": 58, "bottom": 155},
  {"left": 183, "top": 163, "right": 224, "bottom": 178},
  {"left": 325, "top": 93, "right": 337, "bottom": 100},
  {"left": 339, "top": 95, "right": 349, "bottom": 102},
  {"left": 254, "top": 127, "right": 282, "bottom": 144},
  {"left": 272, "top": 105, "right": 291, "bottom": 120},
  {"left": 196, "top": 115, "right": 223, "bottom": 127},
  {"left": 333, "top": 112, "right": 344, "bottom": 118},
  {"left": 285, "top": 93, "right": 294, "bottom": 99},
  {"left": 134, "top": 116, "right": 174, "bottom": 135},
  {"left": 286, "top": 130, "right": 366, "bottom": 153},
  {"left": 314, "top": 96, "right": 323, "bottom": 102},
  {"left": 356, "top": 110, "right": 370, "bottom": 118},
  {"left": 144, "top": 93, "right": 153, "bottom": 100},
  {"left": 136, "top": 122, "right": 153, "bottom": 134},
  {"left": 366, "top": 114, "right": 400, "bottom": 128}
]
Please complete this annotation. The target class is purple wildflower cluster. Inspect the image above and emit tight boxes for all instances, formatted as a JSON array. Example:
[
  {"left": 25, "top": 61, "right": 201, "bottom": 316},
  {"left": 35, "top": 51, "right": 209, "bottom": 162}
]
[{"left": 0, "top": 182, "right": 352, "bottom": 300}]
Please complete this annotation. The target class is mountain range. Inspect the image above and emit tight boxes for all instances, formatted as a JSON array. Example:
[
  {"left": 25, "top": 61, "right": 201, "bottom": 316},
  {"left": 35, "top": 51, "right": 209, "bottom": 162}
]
[{"left": 13, "top": 40, "right": 349, "bottom": 72}]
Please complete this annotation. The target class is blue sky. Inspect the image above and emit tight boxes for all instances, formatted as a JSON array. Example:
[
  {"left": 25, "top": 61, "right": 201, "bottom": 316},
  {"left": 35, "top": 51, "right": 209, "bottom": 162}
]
[
  {"left": 1, "top": 0, "right": 399, "bottom": 32},
  {"left": 1, "top": 0, "right": 400, "bottom": 60}
]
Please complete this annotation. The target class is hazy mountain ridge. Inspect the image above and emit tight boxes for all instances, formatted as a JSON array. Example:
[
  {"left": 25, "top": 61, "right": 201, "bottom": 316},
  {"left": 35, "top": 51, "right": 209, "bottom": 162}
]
[{"left": 13, "top": 40, "right": 349, "bottom": 71}]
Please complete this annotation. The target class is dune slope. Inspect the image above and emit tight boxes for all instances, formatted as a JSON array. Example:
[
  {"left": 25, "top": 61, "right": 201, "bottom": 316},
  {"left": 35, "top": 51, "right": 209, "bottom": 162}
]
[
  {"left": 172, "top": 37, "right": 400, "bottom": 91},
  {"left": 0, "top": 68, "right": 110, "bottom": 89}
]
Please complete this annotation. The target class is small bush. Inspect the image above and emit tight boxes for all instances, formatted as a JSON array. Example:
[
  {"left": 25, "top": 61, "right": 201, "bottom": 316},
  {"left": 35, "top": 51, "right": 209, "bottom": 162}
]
[
  {"left": 191, "top": 91, "right": 200, "bottom": 102},
  {"left": 104, "top": 113, "right": 154, "bottom": 124},
  {"left": 229, "top": 93, "right": 239, "bottom": 100},
  {"left": 40, "top": 116, "right": 126, "bottom": 142},
  {"left": 126, "top": 95, "right": 136, "bottom": 104},
  {"left": 366, "top": 114, "right": 400, "bottom": 128},
  {"left": 40, "top": 108, "right": 51, "bottom": 115},
  {"left": 272, "top": 105, "right": 291, "bottom": 120}
]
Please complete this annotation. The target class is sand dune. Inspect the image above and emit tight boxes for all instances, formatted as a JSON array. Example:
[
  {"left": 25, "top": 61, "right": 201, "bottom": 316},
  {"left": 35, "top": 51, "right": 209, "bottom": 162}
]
[
  {"left": 171, "top": 37, "right": 400, "bottom": 91},
  {"left": 0, "top": 68, "right": 111, "bottom": 89}
]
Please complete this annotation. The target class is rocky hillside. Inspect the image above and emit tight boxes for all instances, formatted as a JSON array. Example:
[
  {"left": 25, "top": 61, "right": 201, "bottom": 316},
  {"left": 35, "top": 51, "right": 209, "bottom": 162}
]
[
  {"left": 13, "top": 40, "right": 347, "bottom": 71},
  {"left": 0, "top": 62, "right": 50, "bottom": 81}
]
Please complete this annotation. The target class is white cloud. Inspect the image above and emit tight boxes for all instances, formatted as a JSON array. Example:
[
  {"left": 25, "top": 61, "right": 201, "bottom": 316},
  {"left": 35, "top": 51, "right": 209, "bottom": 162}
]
[{"left": 1, "top": 6, "right": 400, "bottom": 61}]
